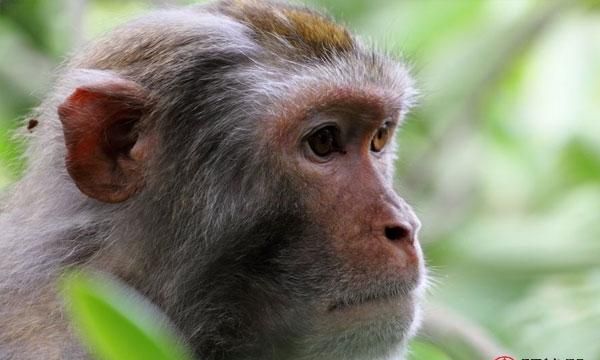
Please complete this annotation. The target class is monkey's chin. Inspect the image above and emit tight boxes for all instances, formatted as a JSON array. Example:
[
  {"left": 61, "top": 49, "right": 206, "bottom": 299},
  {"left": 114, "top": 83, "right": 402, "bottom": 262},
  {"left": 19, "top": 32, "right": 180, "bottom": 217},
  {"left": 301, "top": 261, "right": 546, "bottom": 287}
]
[
  {"left": 303, "top": 292, "right": 421, "bottom": 360},
  {"left": 312, "top": 288, "right": 421, "bottom": 359},
  {"left": 326, "top": 290, "right": 419, "bottom": 331}
]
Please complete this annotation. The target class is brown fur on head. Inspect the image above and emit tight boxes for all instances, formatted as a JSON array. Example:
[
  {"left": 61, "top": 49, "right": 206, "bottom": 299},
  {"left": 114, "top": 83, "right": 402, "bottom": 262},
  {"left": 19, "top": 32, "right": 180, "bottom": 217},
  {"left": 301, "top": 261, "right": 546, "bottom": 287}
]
[
  {"left": 0, "top": 1, "right": 423, "bottom": 359},
  {"left": 218, "top": 0, "right": 354, "bottom": 56}
]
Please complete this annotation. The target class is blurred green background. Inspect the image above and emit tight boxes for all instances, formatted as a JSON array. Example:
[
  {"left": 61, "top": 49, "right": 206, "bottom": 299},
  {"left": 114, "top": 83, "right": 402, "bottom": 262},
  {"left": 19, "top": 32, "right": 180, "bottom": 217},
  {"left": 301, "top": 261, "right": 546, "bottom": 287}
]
[{"left": 1, "top": 0, "right": 599, "bottom": 359}]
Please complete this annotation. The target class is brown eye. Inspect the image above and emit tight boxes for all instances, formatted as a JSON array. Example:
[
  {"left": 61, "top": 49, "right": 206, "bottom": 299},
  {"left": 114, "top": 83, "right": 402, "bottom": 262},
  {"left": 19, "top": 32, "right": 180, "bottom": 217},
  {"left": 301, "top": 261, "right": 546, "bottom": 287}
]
[
  {"left": 307, "top": 126, "right": 342, "bottom": 158},
  {"left": 371, "top": 123, "right": 392, "bottom": 152}
]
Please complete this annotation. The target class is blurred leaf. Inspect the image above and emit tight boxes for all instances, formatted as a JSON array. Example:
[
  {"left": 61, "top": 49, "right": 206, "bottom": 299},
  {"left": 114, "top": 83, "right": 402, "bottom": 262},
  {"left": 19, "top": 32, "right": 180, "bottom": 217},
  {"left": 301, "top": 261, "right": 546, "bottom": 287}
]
[
  {"left": 0, "top": 0, "right": 64, "bottom": 56},
  {"left": 447, "top": 187, "right": 600, "bottom": 273},
  {"left": 306, "top": 0, "right": 373, "bottom": 21},
  {"left": 583, "top": 0, "right": 600, "bottom": 10},
  {"left": 502, "top": 272, "right": 600, "bottom": 359},
  {"left": 559, "top": 138, "right": 600, "bottom": 185},
  {"left": 408, "top": 340, "right": 452, "bottom": 360},
  {"left": 85, "top": 1, "right": 150, "bottom": 38},
  {"left": 61, "top": 271, "right": 193, "bottom": 360},
  {"left": 0, "top": 125, "right": 25, "bottom": 180}
]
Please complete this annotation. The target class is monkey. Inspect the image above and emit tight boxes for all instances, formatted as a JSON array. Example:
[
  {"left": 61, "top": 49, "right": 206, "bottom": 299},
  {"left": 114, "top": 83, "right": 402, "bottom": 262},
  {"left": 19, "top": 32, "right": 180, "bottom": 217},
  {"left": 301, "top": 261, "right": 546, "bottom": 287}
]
[{"left": 0, "top": 0, "right": 426, "bottom": 359}]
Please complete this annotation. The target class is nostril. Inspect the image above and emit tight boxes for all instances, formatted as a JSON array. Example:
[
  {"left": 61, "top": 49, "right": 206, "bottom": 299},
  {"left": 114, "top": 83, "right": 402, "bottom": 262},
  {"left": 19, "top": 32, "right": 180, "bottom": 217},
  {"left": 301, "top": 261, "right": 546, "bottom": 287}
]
[{"left": 384, "top": 225, "right": 411, "bottom": 242}]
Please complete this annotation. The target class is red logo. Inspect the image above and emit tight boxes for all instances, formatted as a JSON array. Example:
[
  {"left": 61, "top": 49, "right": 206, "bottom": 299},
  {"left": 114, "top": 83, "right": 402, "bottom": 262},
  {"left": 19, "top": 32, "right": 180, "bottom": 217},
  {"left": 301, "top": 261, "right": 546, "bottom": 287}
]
[{"left": 494, "top": 356, "right": 515, "bottom": 360}]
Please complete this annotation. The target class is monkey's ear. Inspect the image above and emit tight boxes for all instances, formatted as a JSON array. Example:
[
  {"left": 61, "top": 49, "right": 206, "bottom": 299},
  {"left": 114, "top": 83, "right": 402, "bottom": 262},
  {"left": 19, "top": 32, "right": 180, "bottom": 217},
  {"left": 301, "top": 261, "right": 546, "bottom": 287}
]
[{"left": 58, "top": 72, "right": 154, "bottom": 203}]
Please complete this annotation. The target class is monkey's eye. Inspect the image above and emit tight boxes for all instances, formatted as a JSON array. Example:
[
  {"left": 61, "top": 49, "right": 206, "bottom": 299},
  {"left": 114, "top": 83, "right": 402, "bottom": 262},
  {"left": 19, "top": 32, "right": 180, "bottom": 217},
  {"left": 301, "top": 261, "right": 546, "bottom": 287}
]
[
  {"left": 307, "top": 126, "right": 342, "bottom": 158},
  {"left": 371, "top": 123, "right": 392, "bottom": 152}
]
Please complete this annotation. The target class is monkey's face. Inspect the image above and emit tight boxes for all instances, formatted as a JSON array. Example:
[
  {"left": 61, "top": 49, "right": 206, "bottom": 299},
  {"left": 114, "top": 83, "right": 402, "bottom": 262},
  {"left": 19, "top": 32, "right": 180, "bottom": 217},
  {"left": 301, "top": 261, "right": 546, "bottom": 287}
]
[
  {"left": 259, "top": 90, "right": 425, "bottom": 359},
  {"left": 55, "top": 70, "right": 422, "bottom": 359},
  {"left": 54, "top": 12, "right": 423, "bottom": 356}
]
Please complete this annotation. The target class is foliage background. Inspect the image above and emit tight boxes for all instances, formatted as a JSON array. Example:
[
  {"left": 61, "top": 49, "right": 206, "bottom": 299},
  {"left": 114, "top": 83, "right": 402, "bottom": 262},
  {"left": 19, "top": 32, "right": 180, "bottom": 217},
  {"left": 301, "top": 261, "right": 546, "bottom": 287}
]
[{"left": 1, "top": 0, "right": 599, "bottom": 359}]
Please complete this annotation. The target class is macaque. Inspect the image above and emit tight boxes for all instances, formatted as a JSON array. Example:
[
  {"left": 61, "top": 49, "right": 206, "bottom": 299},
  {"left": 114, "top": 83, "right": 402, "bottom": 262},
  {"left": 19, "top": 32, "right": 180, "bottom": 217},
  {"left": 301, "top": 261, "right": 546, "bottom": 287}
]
[{"left": 0, "top": 0, "right": 425, "bottom": 359}]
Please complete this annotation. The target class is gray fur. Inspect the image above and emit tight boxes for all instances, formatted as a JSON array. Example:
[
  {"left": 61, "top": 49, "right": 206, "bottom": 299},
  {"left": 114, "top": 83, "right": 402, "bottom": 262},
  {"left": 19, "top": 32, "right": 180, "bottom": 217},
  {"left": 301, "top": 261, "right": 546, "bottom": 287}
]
[{"left": 0, "top": 1, "right": 421, "bottom": 359}]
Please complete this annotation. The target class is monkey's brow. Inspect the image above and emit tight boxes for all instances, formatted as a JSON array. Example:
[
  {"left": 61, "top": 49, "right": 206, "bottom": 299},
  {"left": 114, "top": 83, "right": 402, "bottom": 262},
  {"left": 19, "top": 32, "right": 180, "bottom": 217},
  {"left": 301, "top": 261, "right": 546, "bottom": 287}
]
[{"left": 303, "top": 87, "right": 403, "bottom": 126}]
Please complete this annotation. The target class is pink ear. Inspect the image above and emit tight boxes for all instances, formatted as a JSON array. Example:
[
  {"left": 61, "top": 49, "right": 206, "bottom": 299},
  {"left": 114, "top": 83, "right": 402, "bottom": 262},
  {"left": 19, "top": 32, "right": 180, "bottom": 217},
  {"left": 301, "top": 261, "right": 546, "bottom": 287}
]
[{"left": 58, "top": 73, "right": 152, "bottom": 203}]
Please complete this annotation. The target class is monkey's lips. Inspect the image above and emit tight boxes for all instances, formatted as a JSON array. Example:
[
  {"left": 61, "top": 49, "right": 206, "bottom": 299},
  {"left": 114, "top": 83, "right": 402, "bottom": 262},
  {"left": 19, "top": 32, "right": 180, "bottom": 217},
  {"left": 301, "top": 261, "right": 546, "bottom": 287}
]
[{"left": 328, "top": 290, "right": 407, "bottom": 312}]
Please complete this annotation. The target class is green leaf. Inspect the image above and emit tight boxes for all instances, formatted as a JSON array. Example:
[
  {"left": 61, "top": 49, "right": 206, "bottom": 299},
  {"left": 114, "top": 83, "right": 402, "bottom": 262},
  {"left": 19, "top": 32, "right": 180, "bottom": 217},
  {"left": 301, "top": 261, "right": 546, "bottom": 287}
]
[
  {"left": 61, "top": 271, "right": 194, "bottom": 360},
  {"left": 408, "top": 340, "right": 452, "bottom": 360}
]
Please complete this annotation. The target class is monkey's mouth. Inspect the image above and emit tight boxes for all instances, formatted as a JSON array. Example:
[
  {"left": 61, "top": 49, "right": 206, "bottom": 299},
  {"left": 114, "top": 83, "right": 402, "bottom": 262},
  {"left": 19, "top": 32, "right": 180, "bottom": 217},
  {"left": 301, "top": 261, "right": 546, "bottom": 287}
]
[{"left": 327, "top": 288, "right": 412, "bottom": 312}]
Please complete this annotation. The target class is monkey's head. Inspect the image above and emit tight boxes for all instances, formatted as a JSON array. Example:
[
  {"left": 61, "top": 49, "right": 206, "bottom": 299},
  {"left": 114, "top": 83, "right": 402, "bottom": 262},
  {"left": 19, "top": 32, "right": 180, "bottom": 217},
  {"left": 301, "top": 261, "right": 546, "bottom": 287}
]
[{"left": 46, "top": 0, "right": 425, "bottom": 359}]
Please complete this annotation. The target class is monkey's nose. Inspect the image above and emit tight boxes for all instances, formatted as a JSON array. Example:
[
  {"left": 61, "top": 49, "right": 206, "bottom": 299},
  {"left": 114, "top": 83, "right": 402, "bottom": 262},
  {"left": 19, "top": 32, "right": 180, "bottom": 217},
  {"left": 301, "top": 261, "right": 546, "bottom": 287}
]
[
  {"left": 383, "top": 223, "right": 419, "bottom": 264},
  {"left": 384, "top": 224, "right": 414, "bottom": 244}
]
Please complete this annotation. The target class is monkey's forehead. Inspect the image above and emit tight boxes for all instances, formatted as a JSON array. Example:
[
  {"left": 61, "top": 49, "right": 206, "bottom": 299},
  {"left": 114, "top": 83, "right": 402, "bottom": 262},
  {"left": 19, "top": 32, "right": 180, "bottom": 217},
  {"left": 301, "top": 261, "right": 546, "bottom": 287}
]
[
  {"left": 68, "top": 0, "right": 415, "bottom": 112},
  {"left": 215, "top": 0, "right": 355, "bottom": 56}
]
